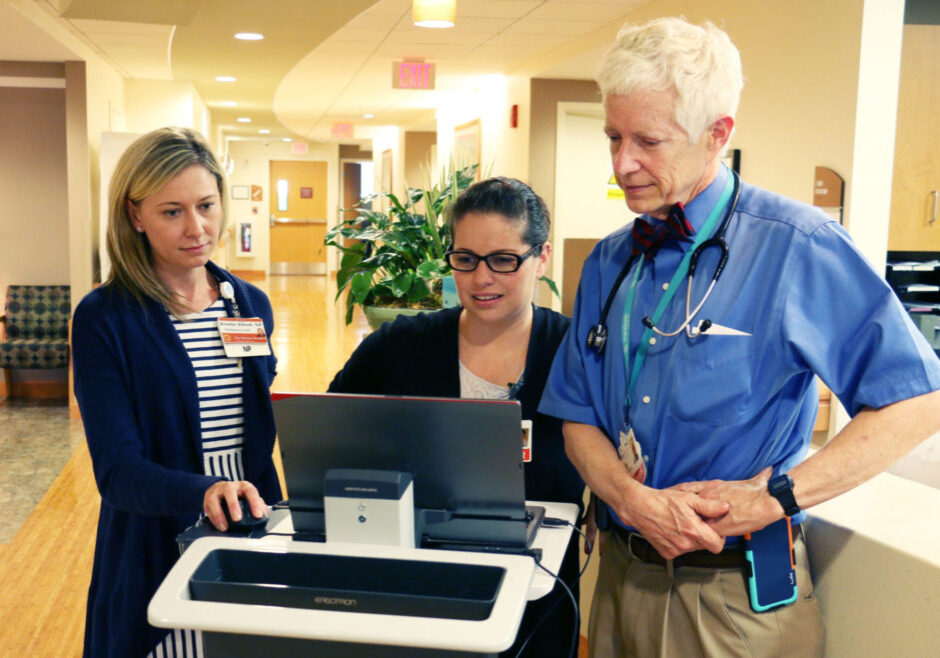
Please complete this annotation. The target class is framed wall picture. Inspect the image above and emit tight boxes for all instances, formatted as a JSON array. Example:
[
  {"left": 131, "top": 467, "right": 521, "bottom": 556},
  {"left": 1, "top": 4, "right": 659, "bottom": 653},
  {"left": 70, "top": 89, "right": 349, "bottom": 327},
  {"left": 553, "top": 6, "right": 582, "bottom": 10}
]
[
  {"left": 453, "top": 119, "right": 481, "bottom": 180},
  {"left": 231, "top": 184, "right": 250, "bottom": 200}
]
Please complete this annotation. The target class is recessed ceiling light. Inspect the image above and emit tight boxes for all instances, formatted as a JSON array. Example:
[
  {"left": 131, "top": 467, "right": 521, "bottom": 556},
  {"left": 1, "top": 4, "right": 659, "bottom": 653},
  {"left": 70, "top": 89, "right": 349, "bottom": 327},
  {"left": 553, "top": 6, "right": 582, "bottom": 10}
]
[
  {"left": 283, "top": 138, "right": 292, "bottom": 142},
  {"left": 215, "top": 76, "right": 237, "bottom": 82},
  {"left": 363, "top": 114, "right": 374, "bottom": 119},
  {"left": 234, "top": 32, "right": 264, "bottom": 41},
  {"left": 237, "top": 117, "right": 251, "bottom": 123},
  {"left": 259, "top": 129, "right": 270, "bottom": 134},
  {"left": 218, "top": 101, "right": 237, "bottom": 107}
]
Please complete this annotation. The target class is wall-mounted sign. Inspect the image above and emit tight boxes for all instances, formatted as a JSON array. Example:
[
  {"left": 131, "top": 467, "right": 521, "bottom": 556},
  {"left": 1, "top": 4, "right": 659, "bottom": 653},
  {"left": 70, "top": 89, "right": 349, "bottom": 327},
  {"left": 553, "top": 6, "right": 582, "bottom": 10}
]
[
  {"left": 607, "top": 173, "right": 625, "bottom": 200},
  {"left": 813, "top": 166, "right": 844, "bottom": 207},
  {"left": 291, "top": 141, "right": 308, "bottom": 155},
  {"left": 300, "top": 187, "right": 313, "bottom": 199},
  {"left": 813, "top": 166, "right": 844, "bottom": 224},
  {"left": 331, "top": 122, "right": 353, "bottom": 139},
  {"left": 250, "top": 185, "right": 263, "bottom": 201},
  {"left": 392, "top": 60, "right": 435, "bottom": 90}
]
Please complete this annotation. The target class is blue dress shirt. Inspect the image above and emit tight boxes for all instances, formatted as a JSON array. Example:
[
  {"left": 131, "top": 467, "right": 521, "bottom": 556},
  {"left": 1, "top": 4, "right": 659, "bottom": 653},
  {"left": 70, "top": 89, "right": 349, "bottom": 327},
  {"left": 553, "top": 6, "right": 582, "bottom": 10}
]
[{"left": 540, "top": 167, "right": 940, "bottom": 510}]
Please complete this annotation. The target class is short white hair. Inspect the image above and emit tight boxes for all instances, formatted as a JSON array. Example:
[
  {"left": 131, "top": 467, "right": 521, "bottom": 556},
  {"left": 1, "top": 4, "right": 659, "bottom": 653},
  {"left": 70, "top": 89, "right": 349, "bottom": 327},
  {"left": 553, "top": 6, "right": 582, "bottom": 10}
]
[{"left": 597, "top": 17, "right": 743, "bottom": 143}]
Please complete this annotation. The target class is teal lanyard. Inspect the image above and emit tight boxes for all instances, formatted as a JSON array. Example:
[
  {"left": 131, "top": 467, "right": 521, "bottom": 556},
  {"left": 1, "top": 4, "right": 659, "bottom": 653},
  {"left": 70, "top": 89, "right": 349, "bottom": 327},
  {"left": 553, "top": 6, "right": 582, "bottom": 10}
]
[{"left": 622, "top": 173, "right": 736, "bottom": 408}]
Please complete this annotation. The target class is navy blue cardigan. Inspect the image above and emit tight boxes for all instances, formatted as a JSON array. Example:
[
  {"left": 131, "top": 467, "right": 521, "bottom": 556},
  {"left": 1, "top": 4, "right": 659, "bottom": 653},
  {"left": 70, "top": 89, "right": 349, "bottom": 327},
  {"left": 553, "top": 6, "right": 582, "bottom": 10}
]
[{"left": 72, "top": 262, "right": 281, "bottom": 658}]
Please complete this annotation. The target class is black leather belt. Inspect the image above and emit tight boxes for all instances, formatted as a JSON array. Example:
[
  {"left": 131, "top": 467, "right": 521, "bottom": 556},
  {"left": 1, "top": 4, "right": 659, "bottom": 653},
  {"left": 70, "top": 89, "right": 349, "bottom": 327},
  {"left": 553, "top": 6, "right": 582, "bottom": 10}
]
[{"left": 612, "top": 524, "right": 803, "bottom": 569}]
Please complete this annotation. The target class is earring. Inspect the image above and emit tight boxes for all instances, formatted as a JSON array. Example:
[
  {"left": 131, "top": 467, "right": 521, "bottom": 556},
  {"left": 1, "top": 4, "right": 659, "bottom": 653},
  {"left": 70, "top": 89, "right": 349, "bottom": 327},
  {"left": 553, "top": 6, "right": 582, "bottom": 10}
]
[{"left": 134, "top": 225, "right": 144, "bottom": 233}]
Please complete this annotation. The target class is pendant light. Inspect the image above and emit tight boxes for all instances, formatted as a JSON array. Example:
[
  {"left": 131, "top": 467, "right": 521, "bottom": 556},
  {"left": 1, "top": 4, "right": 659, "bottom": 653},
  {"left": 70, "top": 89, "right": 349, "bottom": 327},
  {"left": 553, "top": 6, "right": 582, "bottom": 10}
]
[{"left": 413, "top": 0, "right": 456, "bottom": 28}]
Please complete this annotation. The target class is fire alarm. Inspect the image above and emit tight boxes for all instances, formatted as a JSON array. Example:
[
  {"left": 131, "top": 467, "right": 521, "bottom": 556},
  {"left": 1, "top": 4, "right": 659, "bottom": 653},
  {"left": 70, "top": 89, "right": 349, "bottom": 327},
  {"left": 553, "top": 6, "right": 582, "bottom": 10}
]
[{"left": 510, "top": 104, "right": 518, "bottom": 129}]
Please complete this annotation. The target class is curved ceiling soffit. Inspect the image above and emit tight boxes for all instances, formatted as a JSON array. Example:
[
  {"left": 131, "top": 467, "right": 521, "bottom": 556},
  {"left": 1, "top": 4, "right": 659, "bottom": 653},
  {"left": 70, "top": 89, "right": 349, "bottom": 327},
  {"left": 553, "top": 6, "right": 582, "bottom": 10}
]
[
  {"left": 169, "top": 0, "right": 379, "bottom": 137},
  {"left": 272, "top": 3, "right": 406, "bottom": 142},
  {"left": 272, "top": 37, "right": 377, "bottom": 141}
]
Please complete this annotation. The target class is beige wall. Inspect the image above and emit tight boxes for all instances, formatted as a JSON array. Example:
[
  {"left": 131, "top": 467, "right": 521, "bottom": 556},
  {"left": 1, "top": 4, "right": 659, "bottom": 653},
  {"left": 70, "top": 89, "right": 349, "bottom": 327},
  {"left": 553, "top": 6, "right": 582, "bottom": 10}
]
[
  {"left": 434, "top": 75, "right": 531, "bottom": 182},
  {"left": 403, "top": 131, "right": 436, "bottom": 188},
  {"left": 493, "top": 74, "right": 531, "bottom": 182},
  {"left": 372, "top": 126, "right": 404, "bottom": 199},
  {"left": 225, "top": 139, "right": 340, "bottom": 273},
  {"left": 124, "top": 79, "right": 205, "bottom": 135},
  {"left": 0, "top": 85, "right": 70, "bottom": 296},
  {"left": 528, "top": 78, "right": 602, "bottom": 291}
]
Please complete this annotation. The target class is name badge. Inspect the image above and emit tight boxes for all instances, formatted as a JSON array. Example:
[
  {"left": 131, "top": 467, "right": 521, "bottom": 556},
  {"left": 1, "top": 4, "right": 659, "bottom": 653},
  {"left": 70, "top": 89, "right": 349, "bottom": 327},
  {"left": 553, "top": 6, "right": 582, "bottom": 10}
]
[
  {"left": 618, "top": 427, "right": 646, "bottom": 484},
  {"left": 521, "top": 419, "right": 533, "bottom": 463},
  {"left": 217, "top": 317, "right": 271, "bottom": 357}
]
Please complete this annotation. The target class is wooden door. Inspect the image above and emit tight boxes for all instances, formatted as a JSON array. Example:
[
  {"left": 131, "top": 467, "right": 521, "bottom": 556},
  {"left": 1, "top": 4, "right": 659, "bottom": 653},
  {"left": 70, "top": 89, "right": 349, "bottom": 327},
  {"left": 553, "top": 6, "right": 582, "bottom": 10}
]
[
  {"left": 269, "top": 160, "right": 328, "bottom": 274},
  {"left": 888, "top": 25, "right": 940, "bottom": 250}
]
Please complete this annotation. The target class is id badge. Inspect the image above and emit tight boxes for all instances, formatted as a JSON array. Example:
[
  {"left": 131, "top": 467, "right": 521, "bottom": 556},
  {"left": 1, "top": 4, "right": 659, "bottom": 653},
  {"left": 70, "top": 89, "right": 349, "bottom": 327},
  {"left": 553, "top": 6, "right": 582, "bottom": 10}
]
[
  {"left": 618, "top": 427, "right": 646, "bottom": 484},
  {"left": 521, "top": 419, "right": 533, "bottom": 463},
  {"left": 217, "top": 317, "right": 271, "bottom": 357}
]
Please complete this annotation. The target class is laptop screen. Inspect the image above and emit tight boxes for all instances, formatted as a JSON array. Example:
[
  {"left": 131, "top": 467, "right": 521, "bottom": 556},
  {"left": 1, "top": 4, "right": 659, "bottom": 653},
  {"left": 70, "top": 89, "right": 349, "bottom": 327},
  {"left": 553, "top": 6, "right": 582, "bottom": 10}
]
[{"left": 274, "top": 393, "right": 530, "bottom": 547}]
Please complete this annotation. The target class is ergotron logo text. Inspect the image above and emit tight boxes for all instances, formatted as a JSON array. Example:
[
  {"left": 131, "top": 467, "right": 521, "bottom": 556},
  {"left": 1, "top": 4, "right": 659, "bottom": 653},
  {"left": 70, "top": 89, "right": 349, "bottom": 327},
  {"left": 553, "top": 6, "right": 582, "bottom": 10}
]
[{"left": 315, "top": 596, "right": 357, "bottom": 607}]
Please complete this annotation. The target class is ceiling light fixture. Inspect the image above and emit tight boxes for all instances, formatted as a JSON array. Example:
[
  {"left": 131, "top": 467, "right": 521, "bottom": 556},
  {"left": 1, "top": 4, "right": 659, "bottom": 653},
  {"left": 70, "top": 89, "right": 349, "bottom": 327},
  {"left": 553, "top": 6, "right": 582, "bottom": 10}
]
[
  {"left": 215, "top": 75, "right": 237, "bottom": 82},
  {"left": 237, "top": 117, "right": 251, "bottom": 123},
  {"left": 283, "top": 138, "right": 292, "bottom": 142},
  {"left": 363, "top": 114, "right": 374, "bottom": 119},
  {"left": 219, "top": 101, "right": 237, "bottom": 107},
  {"left": 259, "top": 129, "right": 270, "bottom": 134},
  {"left": 413, "top": 0, "right": 455, "bottom": 28},
  {"left": 234, "top": 32, "right": 264, "bottom": 41}
]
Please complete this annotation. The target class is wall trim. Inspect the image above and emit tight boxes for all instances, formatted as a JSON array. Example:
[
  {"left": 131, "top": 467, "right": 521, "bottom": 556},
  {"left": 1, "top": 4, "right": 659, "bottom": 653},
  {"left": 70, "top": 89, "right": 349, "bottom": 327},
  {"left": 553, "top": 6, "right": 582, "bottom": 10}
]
[{"left": 1, "top": 379, "right": 69, "bottom": 400}]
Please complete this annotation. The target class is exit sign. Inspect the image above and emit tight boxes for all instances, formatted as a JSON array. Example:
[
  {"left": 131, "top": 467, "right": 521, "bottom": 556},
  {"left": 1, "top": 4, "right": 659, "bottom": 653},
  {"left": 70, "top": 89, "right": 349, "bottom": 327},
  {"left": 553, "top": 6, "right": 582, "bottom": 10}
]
[{"left": 392, "top": 61, "right": 435, "bottom": 90}]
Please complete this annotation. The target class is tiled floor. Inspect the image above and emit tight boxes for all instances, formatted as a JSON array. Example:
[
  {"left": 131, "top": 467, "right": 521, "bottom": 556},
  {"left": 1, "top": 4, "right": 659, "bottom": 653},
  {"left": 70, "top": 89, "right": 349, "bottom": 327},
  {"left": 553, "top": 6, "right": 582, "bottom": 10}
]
[{"left": 0, "top": 398, "right": 84, "bottom": 542}]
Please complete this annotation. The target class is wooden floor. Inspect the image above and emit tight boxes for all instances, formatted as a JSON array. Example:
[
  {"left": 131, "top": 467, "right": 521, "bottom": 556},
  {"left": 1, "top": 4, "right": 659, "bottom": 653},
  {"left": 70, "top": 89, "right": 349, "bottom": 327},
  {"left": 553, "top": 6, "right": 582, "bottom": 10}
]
[
  {"left": 0, "top": 274, "right": 588, "bottom": 657},
  {"left": 0, "top": 275, "right": 369, "bottom": 657}
]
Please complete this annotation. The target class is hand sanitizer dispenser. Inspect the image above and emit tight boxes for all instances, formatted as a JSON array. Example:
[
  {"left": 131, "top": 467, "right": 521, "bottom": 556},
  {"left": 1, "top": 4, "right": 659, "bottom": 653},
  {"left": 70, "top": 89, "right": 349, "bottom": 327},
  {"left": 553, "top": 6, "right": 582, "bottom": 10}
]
[{"left": 324, "top": 469, "right": 415, "bottom": 548}]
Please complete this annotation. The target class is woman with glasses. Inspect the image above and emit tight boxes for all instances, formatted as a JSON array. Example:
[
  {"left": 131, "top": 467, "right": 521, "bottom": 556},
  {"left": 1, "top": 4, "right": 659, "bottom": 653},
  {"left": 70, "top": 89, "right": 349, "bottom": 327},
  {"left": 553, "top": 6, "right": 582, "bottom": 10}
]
[{"left": 329, "top": 177, "right": 583, "bottom": 657}]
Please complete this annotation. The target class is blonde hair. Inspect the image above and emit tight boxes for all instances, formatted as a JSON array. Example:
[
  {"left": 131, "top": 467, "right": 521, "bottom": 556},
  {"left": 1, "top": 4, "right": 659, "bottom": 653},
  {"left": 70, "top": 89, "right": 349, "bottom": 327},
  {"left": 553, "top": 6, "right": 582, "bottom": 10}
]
[
  {"left": 105, "top": 127, "right": 227, "bottom": 311},
  {"left": 596, "top": 17, "right": 743, "bottom": 143}
]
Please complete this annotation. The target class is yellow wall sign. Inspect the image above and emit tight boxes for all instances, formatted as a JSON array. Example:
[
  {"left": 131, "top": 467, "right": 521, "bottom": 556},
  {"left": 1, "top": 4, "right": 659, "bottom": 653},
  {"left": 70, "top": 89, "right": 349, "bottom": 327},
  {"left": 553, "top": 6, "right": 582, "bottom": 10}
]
[{"left": 607, "top": 173, "right": 624, "bottom": 200}]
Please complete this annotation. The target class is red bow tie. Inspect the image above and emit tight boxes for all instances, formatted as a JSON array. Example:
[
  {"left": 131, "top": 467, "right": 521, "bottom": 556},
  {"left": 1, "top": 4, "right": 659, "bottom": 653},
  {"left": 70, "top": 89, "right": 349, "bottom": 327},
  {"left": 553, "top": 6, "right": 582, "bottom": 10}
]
[{"left": 631, "top": 204, "right": 695, "bottom": 260}]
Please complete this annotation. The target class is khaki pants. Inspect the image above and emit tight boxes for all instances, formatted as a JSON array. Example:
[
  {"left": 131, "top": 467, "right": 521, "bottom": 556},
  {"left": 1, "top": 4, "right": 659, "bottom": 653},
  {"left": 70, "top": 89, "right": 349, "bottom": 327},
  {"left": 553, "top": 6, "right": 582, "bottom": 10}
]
[{"left": 588, "top": 530, "right": 824, "bottom": 658}]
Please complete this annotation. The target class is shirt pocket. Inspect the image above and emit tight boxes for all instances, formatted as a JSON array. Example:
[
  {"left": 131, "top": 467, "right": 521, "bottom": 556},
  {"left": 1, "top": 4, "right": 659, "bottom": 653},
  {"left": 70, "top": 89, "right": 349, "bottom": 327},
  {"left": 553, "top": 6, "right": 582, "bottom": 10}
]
[{"left": 669, "top": 336, "right": 754, "bottom": 425}]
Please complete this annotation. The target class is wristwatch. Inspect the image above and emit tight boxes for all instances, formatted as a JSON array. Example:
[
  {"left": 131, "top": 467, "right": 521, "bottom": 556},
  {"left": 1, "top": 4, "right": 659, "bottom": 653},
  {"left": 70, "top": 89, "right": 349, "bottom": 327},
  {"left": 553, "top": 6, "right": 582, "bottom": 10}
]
[{"left": 767, "top": 473, "right": 801, "bottom": 517}]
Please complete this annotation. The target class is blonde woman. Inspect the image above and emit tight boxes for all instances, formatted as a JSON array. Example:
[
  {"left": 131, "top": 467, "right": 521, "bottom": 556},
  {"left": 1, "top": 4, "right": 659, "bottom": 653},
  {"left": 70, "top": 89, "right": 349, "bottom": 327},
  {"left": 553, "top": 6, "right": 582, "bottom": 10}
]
[{"left": 72, "top": 127, "right": 280, "bottom": 657}]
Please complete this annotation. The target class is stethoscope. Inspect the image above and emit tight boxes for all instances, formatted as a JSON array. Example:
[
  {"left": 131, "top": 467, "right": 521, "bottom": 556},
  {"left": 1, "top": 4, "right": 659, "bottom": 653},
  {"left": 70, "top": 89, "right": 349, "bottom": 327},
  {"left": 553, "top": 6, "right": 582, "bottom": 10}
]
[{"left": 586, "top": 170, "right": 741, "bottom": 354}]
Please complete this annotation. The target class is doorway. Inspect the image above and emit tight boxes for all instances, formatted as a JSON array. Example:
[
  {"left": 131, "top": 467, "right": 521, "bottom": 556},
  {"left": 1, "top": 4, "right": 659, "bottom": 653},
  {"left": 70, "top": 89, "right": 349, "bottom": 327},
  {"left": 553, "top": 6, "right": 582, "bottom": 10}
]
[{"left": 269, "top": 159, "right": 328, "bottom": 275}]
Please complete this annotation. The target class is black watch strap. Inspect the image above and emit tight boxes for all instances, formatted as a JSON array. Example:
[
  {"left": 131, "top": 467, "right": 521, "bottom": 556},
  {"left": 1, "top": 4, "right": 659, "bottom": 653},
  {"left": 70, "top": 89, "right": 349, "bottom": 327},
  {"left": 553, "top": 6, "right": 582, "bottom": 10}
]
[{"left": 768, "top": 473, "right": 801, "bottom": 517}]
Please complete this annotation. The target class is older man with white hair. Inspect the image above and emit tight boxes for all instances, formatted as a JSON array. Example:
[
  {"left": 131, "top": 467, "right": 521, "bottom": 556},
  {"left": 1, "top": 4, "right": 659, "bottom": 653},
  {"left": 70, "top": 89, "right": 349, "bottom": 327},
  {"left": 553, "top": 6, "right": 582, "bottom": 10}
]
[{"left": 540, "top": 16, "right": 940, "bottom": 657}]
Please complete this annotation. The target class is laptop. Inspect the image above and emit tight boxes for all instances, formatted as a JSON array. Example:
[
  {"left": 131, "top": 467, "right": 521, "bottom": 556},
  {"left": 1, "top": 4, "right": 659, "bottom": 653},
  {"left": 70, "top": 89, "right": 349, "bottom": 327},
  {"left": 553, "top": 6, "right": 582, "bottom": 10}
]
[{"left": 274, "top": 393, "right": 545, "bottom": 552}]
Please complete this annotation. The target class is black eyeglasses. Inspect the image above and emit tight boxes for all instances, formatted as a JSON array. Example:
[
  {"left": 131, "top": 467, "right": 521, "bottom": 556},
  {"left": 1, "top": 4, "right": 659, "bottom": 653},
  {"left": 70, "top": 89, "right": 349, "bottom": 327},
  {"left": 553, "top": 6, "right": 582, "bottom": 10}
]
[{"left": 445, "top": 244, "right": 542, "bottom": 273}]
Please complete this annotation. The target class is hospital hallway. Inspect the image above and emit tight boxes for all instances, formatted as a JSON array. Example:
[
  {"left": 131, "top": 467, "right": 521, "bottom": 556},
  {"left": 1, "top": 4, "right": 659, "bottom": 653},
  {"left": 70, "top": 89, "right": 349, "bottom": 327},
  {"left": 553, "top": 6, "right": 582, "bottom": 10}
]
[{"left": 0, "top": 274, "right": 374, "bottom": 657}]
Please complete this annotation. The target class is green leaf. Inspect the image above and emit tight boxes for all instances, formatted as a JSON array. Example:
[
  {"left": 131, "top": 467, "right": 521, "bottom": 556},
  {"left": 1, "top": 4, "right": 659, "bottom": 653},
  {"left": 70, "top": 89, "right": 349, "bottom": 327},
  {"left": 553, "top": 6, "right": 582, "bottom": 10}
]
[
  {"left": 349, "top": 271, "right": 373, "bottom": 304},
  {"left": 540, "top": 275, "right": 561, "bottom": 299},
  {"left": 390, "top": 271, "right": 415, "bottom": 296},
  {"left": 416, "top": 259, "right": 447, "bottom": 279},
  {"left": 405, "top": 278, "right": 431, "bottom": 303}
]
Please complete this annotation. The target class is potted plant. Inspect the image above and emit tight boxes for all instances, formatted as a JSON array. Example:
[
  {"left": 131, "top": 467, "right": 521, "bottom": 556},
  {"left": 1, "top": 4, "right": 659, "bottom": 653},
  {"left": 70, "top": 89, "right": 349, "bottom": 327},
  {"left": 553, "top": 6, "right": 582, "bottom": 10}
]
[{"left": 325, "top": 164, "right": 478, "bottom": 327}]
